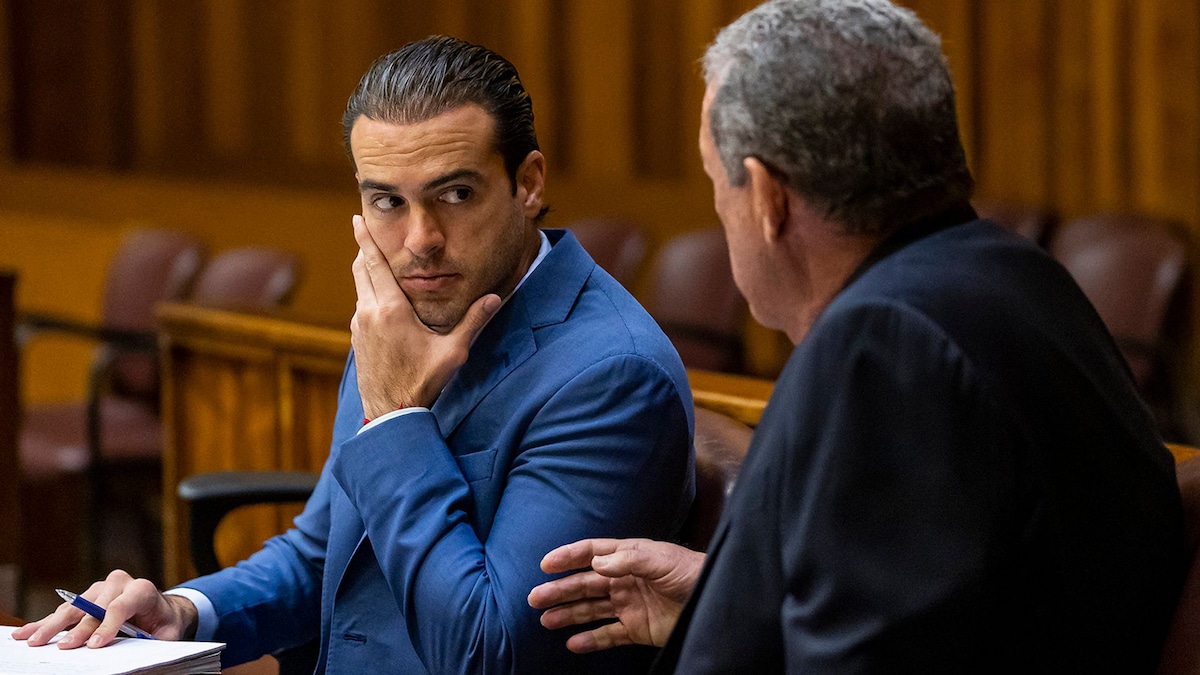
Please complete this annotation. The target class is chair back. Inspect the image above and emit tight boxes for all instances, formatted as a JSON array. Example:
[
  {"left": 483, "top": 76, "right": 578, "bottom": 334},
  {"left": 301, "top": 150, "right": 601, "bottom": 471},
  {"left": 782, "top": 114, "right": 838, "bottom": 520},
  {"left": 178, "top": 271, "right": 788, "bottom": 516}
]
[
  {"left": 101, "top": 230, "right": 204, "bottom": 400},
  {"left": 189, "top": 247, "right": 300, "bottom": 313},
  {"left": 568, "top": 217, "right": 647, "bottom": 288},
  {"left": 648, "top": 228, "right": 747, "bottom": 373},
  {"left": 1159, "top": 449, "right": 1200, "bottom": 674},
  {"left": 1051, "top": 214, "right": 1187, "bottom": 357},
  {"left": 1049, "top": 215, "right": 1190, "bottom": 441},
  {"left": 681, "top": 407, "right": 754, "bottom": 550},
  {"left": 974, "top": 199, "right": 1057, "bottom": 246}
]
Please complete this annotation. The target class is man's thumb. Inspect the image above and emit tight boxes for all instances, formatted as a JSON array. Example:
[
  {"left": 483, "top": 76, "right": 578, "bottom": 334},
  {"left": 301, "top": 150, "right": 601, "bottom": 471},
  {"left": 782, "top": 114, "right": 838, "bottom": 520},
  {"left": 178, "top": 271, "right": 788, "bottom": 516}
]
[{"left": 458, "top": 293, "right": 502, "bottom": 345}]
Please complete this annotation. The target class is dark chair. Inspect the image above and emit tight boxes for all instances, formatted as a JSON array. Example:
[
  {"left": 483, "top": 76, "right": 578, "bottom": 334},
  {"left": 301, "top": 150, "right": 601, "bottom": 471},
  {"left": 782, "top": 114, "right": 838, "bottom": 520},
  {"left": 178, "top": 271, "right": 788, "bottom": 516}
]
[
  {"left": 177, "top": 404, "right": 755, "bottom": 674},
  {"left": 974, "top": 199, "right": 1058, "bottom": 246},
  {"left": 20, "top": 239, "right": 302, "bottom": 582},
  {"left": 188, "top": 247, "right": 300, "bottom": 313},
  {"left": 1159, "top": 445, "right": 1200, "bottom": 674},
  {"left": 568, "top": 217, "right": 647, "bottom": 288},
  {"left": 1048, "top": 213, "right": 1190, "bottom": 438},
  {"left": 680, "top": 407, "right": 754, "bottom": 550},
  {"left": 647, "top": 228, "right": 747, "bottom": 374},
  {"left": 18, "top": 229, "right": 204, "bottom": 581}
]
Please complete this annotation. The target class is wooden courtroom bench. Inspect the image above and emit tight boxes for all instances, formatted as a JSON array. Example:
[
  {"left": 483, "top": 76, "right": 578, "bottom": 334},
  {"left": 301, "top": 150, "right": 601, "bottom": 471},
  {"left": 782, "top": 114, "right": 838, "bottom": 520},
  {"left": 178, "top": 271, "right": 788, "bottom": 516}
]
[{"left": 157, "top": 302, "right": 774, "bottom": 586}]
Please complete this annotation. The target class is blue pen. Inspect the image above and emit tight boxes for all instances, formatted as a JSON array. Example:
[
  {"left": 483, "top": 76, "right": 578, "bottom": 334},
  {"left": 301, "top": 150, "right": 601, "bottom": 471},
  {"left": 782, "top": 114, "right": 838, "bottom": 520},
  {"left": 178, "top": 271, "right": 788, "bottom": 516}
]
[{"left": 55, "top": 589, "right": 156, "bottom": 640}]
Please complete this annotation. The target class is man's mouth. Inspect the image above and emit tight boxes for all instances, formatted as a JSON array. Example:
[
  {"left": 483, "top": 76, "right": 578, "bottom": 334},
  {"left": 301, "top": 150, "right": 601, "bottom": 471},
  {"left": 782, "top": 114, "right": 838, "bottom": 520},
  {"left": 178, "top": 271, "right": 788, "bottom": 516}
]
[{"left": 401, "top": 272, "right": 458, "bottom": 292}]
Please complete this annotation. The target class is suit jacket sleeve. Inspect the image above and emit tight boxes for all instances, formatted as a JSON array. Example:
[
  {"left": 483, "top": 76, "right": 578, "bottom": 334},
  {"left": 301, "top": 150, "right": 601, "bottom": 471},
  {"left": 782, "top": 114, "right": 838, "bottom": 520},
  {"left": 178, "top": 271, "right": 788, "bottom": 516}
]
[
  {"left": 178, "top": 357, "right": 359, "bottom": 666},
  {"left": 333, "top": 352, "right": 690, "bottom": 673}
]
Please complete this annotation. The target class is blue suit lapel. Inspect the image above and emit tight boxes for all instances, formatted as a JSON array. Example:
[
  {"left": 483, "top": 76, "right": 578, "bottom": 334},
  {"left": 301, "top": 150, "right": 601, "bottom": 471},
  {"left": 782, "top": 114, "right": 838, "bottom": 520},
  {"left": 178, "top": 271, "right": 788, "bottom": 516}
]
[
  {"left": 434, "top": 228, "right": 595, "bottom": 438},
  {"left": 433, "top": 295, "right": 536, "bottom": 438}
]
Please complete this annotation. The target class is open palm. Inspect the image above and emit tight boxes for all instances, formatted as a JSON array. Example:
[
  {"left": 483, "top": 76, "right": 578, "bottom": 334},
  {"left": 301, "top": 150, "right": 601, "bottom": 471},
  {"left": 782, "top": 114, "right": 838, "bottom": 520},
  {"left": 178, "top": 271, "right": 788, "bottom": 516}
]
[{"left": 529, "top": 538, "right": 706, "bottom": 652}]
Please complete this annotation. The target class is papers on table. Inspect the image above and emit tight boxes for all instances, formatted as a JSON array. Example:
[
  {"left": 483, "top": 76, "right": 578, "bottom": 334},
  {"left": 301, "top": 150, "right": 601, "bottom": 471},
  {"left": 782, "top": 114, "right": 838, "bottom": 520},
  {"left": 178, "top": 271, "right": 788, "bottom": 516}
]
[{"left": 0, "top": 626, "right": 224, "bottom": 674}]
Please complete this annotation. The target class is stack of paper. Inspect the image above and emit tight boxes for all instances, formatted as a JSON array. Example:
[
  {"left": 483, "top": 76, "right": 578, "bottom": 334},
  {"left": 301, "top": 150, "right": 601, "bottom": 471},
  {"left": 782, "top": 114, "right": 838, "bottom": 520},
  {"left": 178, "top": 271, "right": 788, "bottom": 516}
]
[{"left": 0, "top": 626, "right": 224, "bottom": 674}]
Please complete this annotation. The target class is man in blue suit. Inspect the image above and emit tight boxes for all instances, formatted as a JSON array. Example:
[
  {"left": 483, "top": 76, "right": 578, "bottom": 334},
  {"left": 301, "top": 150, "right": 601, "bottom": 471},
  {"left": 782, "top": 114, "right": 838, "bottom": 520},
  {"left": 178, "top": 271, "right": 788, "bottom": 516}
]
[
  {"left": 530, "top": 0, "right": 1185, "bottom": 671},
  {"left": 17, "top": 37, "right": 694, "bottom": 673}
]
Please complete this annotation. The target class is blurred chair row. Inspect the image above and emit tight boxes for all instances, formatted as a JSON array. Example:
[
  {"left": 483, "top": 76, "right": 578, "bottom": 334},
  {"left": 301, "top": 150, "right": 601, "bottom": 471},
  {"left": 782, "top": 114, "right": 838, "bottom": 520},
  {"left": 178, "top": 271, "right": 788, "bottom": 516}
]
[
  {"left": 571, "top": 218, "right": 748, "bottom": 375},
  {"left": 573, "top": 205, "right": 1193, "bottom": 441},
  {"left": 18, "top": 229, "right": 300, "bottom": 583},
  {"left": 976, "top": 201, "right": 1192, "bottom": 441}
]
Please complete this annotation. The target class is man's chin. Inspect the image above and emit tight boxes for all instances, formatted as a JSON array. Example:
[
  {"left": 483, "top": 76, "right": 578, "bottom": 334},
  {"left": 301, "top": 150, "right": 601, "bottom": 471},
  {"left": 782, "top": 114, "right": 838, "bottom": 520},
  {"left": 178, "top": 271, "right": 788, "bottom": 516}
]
[{"left": 413, "top": 306, "right": 465, "bottom": 334}]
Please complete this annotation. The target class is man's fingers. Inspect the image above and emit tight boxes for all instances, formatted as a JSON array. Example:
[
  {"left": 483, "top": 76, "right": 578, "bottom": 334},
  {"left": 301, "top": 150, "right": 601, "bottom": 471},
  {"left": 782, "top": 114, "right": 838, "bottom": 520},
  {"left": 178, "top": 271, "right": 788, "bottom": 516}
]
[
  {"left": 56, "top": 614, "right": 100, "bottom": 650},
  {"left": 352, "top": 214, "right": 400, "bottom": 299},
  {"left": 538, "top": 597, "right": 616, "bottom": 630},
  {"left": 540, "top": 538, "right": 625, "bottom": 573},
  {"left": 592, "top": 541, "right": 696, "bottom": 579},
  {"left": 16, "top": 603, "right": 85, "bottom": 647},
  {"left": 351, "top": 247, "right": 374, "bottom": 306},
  {"left": 564, "top": 623, "right": 635, "bottom": 654},
  {"left": 528, "top": 570, "right": 614, "bottom": 609}
]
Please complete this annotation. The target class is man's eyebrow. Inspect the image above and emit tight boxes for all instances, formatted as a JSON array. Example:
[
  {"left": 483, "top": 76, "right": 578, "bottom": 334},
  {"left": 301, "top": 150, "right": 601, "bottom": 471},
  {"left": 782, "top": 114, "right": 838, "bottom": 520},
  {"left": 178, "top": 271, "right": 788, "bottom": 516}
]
[
  {"left": 358, "top": 178, "right": 397, "bottom": 193},
  {"left": 423, "top": 168, "right": 484, "bottom": 193}
]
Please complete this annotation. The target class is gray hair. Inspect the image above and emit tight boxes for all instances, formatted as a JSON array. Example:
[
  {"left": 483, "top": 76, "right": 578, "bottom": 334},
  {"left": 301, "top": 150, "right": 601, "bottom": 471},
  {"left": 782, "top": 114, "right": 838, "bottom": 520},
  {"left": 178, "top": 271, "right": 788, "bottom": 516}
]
[{"left": 702, "top": 0, "right": 973, "bottom": 234}]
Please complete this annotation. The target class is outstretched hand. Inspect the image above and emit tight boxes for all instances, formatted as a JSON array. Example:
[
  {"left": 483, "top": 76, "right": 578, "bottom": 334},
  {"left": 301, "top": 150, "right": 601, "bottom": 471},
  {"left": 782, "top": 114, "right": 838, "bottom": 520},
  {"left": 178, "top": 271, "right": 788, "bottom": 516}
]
[
  {"left": 528, "top": 538, "right": 705, "bottom": 653},
  {"left": 350, "top": 214, "right": 501, "bottom": 416}
]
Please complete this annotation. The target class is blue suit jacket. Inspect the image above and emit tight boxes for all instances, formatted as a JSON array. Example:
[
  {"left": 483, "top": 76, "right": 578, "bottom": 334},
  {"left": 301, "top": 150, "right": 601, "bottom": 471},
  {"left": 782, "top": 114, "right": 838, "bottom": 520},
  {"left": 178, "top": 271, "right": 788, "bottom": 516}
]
[
  {"left": 184, "top": 230, "right": 695, "bottom": 673},
  {"left": 656, "top": 211, "right": 1184, "bottom": 673}
]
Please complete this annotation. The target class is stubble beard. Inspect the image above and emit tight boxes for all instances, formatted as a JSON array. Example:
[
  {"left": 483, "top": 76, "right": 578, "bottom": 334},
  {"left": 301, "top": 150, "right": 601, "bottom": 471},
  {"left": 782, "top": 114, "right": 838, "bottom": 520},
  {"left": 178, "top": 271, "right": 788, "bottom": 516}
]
[{"left": 407, "top": 210, "right": 531, "bottom": 333}]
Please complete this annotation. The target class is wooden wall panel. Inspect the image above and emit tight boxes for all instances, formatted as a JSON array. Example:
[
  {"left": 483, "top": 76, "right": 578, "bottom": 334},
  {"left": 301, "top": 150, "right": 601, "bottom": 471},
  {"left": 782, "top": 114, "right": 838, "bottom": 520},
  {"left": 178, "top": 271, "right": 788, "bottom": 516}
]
[
  {"left": 1129, "top": 0, "right": 1200, "bottom": 224},
  {"left": 2, "top": 0, "right": 1200, "bottom": 235},
  {"left": 6, "top": 0, "right": 1200, "bottom": 405}
]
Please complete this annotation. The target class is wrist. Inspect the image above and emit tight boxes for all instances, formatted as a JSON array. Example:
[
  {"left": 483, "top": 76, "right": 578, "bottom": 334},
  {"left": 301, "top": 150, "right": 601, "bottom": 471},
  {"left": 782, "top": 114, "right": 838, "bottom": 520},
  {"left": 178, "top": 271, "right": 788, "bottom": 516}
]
[{"left": 164, "top": 594, "right": 199, "bottom": 641}]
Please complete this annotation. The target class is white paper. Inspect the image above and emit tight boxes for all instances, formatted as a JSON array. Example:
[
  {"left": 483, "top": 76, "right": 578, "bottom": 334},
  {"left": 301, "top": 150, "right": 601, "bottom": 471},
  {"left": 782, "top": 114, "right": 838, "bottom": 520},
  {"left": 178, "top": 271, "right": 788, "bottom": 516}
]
[{"left": 0, "top": 626, "right": 223, "bottom": 675}]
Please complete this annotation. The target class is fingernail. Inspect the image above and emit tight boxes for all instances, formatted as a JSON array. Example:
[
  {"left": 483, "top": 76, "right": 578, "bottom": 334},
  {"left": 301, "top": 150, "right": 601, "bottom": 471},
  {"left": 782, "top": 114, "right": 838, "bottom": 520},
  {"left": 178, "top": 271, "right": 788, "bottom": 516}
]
[{"left": 87, "top": 634, "right": 101, "bottom": 648}]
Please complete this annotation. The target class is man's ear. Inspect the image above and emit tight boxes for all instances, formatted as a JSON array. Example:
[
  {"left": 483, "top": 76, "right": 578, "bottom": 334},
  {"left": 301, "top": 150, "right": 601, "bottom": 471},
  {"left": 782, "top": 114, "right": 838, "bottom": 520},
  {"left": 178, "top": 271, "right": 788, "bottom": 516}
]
[
  {"left": 744, "top": 157, "right": 787, "bottom": 241},
  {"left": 515, "top": 151, "right": 546, "bottom": 218}
]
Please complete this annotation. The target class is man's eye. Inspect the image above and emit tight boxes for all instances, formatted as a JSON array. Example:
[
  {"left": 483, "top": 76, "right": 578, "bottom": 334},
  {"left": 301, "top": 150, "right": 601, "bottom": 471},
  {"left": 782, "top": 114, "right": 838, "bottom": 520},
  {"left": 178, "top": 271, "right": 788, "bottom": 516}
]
[
  {"left": 441, "top": 187, "right": 472, "bottom": 204},
  {"left": 373, "top": 195, "right": 403, "bottom": 211}
]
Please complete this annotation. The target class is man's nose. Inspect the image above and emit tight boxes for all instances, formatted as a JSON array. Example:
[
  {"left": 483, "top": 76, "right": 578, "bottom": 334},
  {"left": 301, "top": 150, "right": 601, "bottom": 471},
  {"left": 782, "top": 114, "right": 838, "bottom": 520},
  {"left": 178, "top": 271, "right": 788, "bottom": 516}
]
[{"left": 405, "top": 209, "right": 445, "bottom": 259}]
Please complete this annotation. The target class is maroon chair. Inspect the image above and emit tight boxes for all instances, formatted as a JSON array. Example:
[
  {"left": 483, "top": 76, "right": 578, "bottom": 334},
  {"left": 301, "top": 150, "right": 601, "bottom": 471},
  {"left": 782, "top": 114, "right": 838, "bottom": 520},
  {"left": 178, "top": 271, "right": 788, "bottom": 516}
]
[
  {"left": 189, "top": 246, "right": 300, "bottom": 313},
  {"left": 974, "top": 199, "right": 1058, "bottom": 246},
  {"left": 18, "top": 229, "right": 204, "bottom": 580},
  {"left": 647, "top": 228, "right": 747, "bottom": 373},
  {"left": 1049, "top": 213, "right": 1190, "bottom": 438},
  {"left": 680, "top": 407, "right": 754, "bottom": 551},
  {"left": 568, "top": 217, "right": 647, "bottom": 288}
]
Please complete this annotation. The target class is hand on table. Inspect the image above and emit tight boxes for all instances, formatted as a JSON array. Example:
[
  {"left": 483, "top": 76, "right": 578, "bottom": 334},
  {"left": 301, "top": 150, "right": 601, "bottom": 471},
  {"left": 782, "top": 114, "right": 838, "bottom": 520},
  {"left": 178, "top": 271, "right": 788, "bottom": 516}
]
[
  {"left": 350, "top": 214, "right": 501, "bottom": 417},
  {"left": 11, "top": 570, "right": 197, "bottom": 649},
  {"left": 528, "top": 538, "right": 706, "bottom": 653}
]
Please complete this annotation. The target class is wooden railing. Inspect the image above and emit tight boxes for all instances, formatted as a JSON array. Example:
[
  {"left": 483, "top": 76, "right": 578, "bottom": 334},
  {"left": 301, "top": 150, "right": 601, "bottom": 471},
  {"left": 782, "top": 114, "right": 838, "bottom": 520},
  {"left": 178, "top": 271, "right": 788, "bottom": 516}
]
[{"left": 158, "top": 303, "right": 774, "bottom": 585}]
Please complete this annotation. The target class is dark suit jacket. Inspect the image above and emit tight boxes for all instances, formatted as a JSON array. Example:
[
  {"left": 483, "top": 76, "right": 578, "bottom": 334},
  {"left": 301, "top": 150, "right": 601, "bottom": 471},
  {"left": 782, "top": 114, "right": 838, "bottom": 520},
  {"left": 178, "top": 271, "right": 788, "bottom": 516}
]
[
  {"left": 657, "top": 211, "right": 1185, "bottom": 673},
  {"left": 184, "top": 230, "right": 694, "bottom": 673}
]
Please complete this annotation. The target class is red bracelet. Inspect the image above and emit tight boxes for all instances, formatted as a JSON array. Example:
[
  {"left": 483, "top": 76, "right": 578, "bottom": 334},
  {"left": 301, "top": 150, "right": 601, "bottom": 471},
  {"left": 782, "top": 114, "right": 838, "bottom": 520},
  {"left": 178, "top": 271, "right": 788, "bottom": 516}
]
[{"left": 362, "top": 405, "right": 406, "bottom": 426}]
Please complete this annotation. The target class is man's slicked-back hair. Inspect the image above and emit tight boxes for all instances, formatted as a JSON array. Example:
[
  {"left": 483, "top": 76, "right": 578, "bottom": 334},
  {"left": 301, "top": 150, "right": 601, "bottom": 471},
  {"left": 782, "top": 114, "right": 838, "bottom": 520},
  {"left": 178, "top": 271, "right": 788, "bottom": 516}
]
[
  {"left": 703, "top": 0, "right": 974, "bottom": 235},
  {"left": 342, "top": 36, "right": 540, "bottom": 188}
]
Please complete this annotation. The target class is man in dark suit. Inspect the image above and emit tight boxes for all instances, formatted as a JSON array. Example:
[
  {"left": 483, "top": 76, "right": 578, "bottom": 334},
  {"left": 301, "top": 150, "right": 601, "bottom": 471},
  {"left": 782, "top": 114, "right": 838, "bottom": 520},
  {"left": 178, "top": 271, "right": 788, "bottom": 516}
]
[{"left": 529, "top": 0, "right": 1186, "bottom": 671}]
